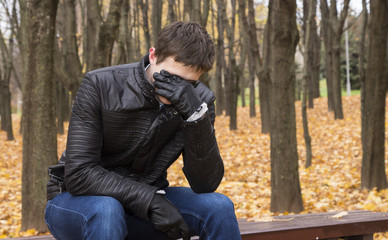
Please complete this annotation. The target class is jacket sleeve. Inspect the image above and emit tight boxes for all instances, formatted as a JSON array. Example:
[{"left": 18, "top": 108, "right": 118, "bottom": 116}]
[
  {"left": 182, "top": 87, "right": 224, "bottom": 193},
  {"left": 64, "top": 74, "right": 157, "bottom": 220}
]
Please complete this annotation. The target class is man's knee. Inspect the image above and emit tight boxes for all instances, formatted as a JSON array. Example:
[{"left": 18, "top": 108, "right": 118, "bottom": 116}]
[
  {"left": 83, "top": 196, "right": 128, "bottom": 239},
  {"left": 88, "top": 196, "right": 125, "bottom": 222},
  {"left": 202, "top": 193, "right": 236, "bottom": 218}
]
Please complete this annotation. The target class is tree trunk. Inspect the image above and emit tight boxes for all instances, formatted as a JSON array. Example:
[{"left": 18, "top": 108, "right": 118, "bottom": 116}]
[
  {"left": 320, "top": 16, "right": 334, "bottom": 111},
  {"left": 311, "top": 20, "right": 321, "bottom": 101},
  {"left": 0, "top": 0, "right": 19, "bottom": 140},
  {"left": 92, "top": 0, "right": 123, "bottom": 69},
  {"left": 63, "top": 0, "right": 82, "bottom": 89},
  {"left": 246, "top": 0, "right": 257, "bottom": 118},
  {"left": 55, "top": 0, "right": 82, "bottom": 102},
  {"left": 126, "top": 0, "right": 137, "bottom": 63},
  {"left": 152, "top": 0, "right": 163, "bottom": 44},
  {"left": 225, "top": 0, "right": 237, "bottom": 130},
  {"left": 188, "top": 0, "right": 200, "bottom": 23},
  {"left": 302, "top": 0, "right": 314, "bottom": 168},
  {"left": 320, "top": 0, "right": 350, "bottom": 119},
  {"left": 134, "top": 1, "right": 142, "bottom": 60},
  {"left": 201, "top": 0, "right": 210, "bottom": 27},
  {"left": 0, "top": 83, "right": 14, "bottom": 140},
  {"left": 361, "top": 0, "right": 388, "bottom": 190},
  {"left": 139, "top": 0, "right": 151, "bottom": 50},
  {"left": 237, "top": 17, "right": 247, "bottom": 108},
  {"left": 269, "top": 0, "right": 304, "bottom": 213},
  {"left": 168, "top": 0, "right": 176, "bottom": 23},
  {"left": 17, "top": 0, "right": 28, "bottom": 91},
  {"left": 258, "top": 0, "right": 272, "bottom": 132},
  {"left": 18, "top": 0, "right": 28, "bottom": 134},
  {"left": 184, "top": 0, "right": 208, "bottom": 27},
  {"left": 239, "top": 0, "right": 261, "bottom": 118},
  {"left": 215, "top": 0, "right": 225, "bottom": 115},
  {"left": 0, "top": 29, "right": 15, "bottom": 140},
  {"left": 359, "top": 0, "right": 367, "bottom": 148},
  {"left": 21, "top": 0, "right": 58, "bottom": 231},
  {"left": 303, "top": 0, "right": 320, "bottom": 109},
  {"left": 331, "top": 35, "right": 344, "bottom": 119},
  {"left": 114, "top": 0, "right": 130, "bottom": 65},
  {"left": 240, "top": 0, "right": 270, "bottom": 129},
  {"left": 56, "top": 79, "right": 68, "bottom": 135},
  {"left": 85, "top": 0, "right": 100, "bottom": 71}
]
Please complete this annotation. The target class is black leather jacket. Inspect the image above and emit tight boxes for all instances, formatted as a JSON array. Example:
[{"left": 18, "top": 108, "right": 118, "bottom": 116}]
[{"left": 51, "top": 55, "right": 224, "bottom": 220}]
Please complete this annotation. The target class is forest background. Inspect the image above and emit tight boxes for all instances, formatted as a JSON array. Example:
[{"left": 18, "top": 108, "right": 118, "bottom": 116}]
[{"left": 0, "top": 0, "right": 387, "bottom": 239}]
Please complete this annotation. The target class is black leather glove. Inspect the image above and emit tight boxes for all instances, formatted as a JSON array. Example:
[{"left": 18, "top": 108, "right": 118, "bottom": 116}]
[
  {"left": 153, "top": 70, "right": 202, "bottom": 120},
  {"left": 148, "top": 194, "right": 191, "bottom": 240}
]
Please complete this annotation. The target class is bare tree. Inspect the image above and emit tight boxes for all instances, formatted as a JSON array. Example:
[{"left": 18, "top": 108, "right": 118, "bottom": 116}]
[
  {"left": 151, "top": 0, "right": 162, "bottom": 44},
  {"left": 225, "top": 0, "right": 238, "bottom": 130},
  {"left": 185, "top": 0, "right": 210, "bottom": 27},
  {"left": 92, "top": 0, "right": 123, "bottom": 69},
  {"left": 53, "top": 0, "right": 83, "bottom": 133},
  {"left": 55, "top": 0, "right": 82, "bottom": 98},
  {"left": 361, "top": 0, "right": 388, "bottom": 190},
  {"left": 215, "top": 0, "right": 226, "bottom": 115},
  {"left": 239, "top": 0, "right": 260, "bottom": 119},
  {"left": 114, "top": 0, "right": 130, "bottom": 65},
  {"left": 133, "top": 0, "right": 142, "bottom": 59},
  {"left": 269, "top": 0, "right": 304, "bottom": 213},
  {"left": 303, "top": 0, "right": 320, "bottom": 108},
  {"left": 239, "top": 0, "right": 271, "bottom": 130},
  {"left": 168, "top": 0, "right": 177, "bottom": 23},
  {"left": 0, "top": 5, "right": 15, "bottom": 140},
  {"left": 184, "top": 0, "right": 212, "bottom": 87},
  {"left": 320, "top": 0, "right": 350, "bottom": 119},
  {"left": 237, "top": 11, "right": 247, "bottom": 108},
  {"left": 139, "top": 0, "right": 151, "bottom": 50},
  {"left": 359, "top": 0, "right": 367, "bottom": 148},
  {"left": 85, "top": 0, "right": 100, "bottom": 71},
  {"left": 0, "top": 0, "right": 25, "bottom": 138},
  {"left": 257, "top": 0, "right": 272, "bottom": 130},
  {"left": 21, "top": 0, "right": 58, "bottom": 231},
  {"left": 302, "top": 0, "right": 315, "bottom": 168}
]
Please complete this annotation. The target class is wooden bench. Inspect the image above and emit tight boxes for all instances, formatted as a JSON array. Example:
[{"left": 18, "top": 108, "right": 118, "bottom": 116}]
[{"left": 6, "top": 211, "right": 388, "bottom": 240}]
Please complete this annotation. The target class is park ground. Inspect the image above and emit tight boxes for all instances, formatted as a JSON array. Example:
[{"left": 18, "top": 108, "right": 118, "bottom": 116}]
[{"left": 0, "top": 95, "right": 388, "bottom": 238}]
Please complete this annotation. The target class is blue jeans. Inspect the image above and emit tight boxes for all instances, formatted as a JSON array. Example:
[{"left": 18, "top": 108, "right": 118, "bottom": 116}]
[{"left": 45, "top": 187, "right": 241, "bottom": 240}]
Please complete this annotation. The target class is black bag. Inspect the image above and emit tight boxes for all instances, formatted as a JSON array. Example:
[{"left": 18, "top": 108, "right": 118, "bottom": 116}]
[
  {"left": 48, "top": 162, "right": 64, "bottom": 183},
  {"left": 47, "top": 152, "right": 66, "bottom": 200}
]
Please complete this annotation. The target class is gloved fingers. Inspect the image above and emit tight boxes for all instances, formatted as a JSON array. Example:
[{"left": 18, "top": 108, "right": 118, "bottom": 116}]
[
  {"left": 166, "top": 228, "right": 181, "bottom": 239},
  {"left": 153, "top": 72, "right": 170, "bottom": 83},
  {"left": 160, "top": 69, "right": 186, "bottom": 84},
  {"left": 160, "top": 69, "right": 172, "bottom": 77},
  {"left": 180, "top": 225, "right": 191, "bottom": 240},
  {"left": 182, "top": 234, "right": 191, "bottom": 240},
  {"left": 155, "top": 88, "right": 174, "bottom": 100},
  {"left": 165, "top": 227, "right": 190, "bottom": 240},
  {"left": 153, "top": 80, "right": 176, "bottom": 92}
]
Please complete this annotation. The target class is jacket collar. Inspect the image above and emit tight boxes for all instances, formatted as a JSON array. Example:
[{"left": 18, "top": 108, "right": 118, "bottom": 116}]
[{"left": 135, "top": 54, "right": 158, "bottom": 104}]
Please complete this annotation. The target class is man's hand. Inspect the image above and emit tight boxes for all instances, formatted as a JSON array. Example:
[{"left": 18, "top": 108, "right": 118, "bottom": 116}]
[
  {"left": 153, "top": 70, "right": 202, "bottom": 120},
  {"left": 148, "top": 194, "right": 191, "bottom": 240}
]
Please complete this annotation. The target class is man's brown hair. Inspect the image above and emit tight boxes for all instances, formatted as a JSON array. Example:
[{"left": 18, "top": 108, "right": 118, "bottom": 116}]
[{"left": 154, "top": 21, "right": 215, "bottom": 73}]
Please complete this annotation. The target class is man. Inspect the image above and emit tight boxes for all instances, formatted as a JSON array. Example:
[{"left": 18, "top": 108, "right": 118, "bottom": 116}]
[{"left": 45, "top": 21, "right": 241, "bottom": 240}]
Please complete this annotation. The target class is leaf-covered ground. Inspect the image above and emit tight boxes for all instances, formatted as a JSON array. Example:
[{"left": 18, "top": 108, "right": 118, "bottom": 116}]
[{"left": 1, "top": 95, "right": 388, "bottom": 238}]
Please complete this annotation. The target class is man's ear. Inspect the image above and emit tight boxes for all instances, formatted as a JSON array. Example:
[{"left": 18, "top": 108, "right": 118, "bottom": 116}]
[{"left": 149, "top": 47, "right": 157, "bottom": 64}]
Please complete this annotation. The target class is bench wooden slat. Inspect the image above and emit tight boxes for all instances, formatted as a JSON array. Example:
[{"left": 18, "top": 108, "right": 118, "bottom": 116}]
[
  {"left": 239, "top": 210, "right": 388, "bottom": 240},
  {"left": 6, "top": 211, "right": 388, "bottom": 240},
  {"left": 4, "top": 236, "right": 54, "bottom": 240}
]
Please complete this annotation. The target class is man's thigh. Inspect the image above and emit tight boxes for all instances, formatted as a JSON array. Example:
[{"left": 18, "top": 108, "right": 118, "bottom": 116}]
[
  {"left": 45, "top": 192, "right": 169, "bottom": 240},
  {"left": 164, "top": 186, "right": 233, "bottom": 214},
  {"left": 45, "top": 192, "right": 127, "bottom": 240},
  {"left": 164, "top": 186, "right": 237, "bottom": 238}
]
